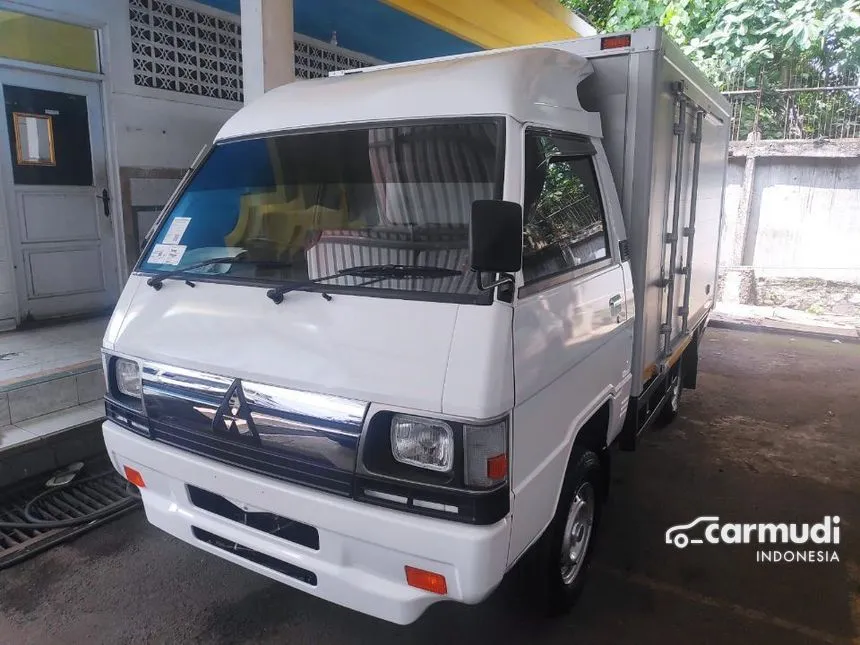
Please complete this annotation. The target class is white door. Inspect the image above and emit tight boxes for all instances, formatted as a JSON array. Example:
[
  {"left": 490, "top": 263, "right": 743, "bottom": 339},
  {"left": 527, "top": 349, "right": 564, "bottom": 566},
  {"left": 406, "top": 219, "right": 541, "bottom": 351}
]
[
  {"left": 508, "top": 130, "right": 633, "bottom": 562},
  {"left": 0, "top": 70, "right": 118, "bottom": 323}
]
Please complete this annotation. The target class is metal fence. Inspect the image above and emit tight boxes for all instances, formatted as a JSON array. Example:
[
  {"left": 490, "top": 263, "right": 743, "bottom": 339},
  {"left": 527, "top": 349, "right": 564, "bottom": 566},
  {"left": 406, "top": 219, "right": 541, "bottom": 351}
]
[{"left": 718, "top": 66, "right": 860, "bottom": 141}]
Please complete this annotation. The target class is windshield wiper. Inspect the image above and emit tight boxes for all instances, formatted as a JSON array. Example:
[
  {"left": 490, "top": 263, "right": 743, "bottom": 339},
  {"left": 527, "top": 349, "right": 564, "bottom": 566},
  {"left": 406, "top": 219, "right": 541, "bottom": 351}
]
[
  {"left": 146, "top": 258, "right": 292, "bottom": 290},
  {"left": 337, "top": 264, "right": 462, "bottom": 279},
  {"left": 266, "top": 264, "right": 462, "bottom": 304}
]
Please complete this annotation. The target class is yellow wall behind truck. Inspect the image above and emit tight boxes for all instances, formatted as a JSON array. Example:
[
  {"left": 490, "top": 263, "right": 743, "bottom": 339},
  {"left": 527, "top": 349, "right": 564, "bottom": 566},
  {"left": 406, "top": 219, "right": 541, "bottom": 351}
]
[
  {"left": 380, "top": 0, "right": 583, "bottom": 49},
  {"left": 0, "top": 11, "right": 99, "bottom": 73}
]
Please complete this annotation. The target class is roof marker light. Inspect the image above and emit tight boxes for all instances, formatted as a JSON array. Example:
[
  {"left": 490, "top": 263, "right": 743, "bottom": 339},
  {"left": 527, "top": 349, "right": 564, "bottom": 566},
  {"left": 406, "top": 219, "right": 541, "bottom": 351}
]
[{"left": 601, "top": 35, "right": 632, "bottom": 50}]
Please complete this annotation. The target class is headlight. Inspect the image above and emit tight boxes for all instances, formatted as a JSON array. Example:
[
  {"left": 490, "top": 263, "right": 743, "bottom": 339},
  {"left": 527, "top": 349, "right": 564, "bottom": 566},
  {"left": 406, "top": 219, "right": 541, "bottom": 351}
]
[
  {"left": 390, "top": 414, "right": 454, "bottom": 472},
  {"left": 115, "top": 358, "right": 142, "bottom": 399}
]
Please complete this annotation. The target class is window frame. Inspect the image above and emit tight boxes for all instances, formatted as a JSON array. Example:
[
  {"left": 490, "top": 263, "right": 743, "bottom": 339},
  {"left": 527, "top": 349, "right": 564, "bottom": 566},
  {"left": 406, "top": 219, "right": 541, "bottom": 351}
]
[
  {"left": 518, "top": 127, "right": 616, "bottom": 300},
  {"left": 12, "top": 112, "right": 56, "bottom": 166},
  {"left": 0, "top": 9, "right": 101, "bottom": 74}
]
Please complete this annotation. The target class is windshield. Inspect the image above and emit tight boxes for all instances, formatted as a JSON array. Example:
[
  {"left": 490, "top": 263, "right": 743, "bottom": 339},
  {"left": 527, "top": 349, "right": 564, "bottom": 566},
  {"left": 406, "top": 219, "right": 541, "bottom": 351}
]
[{"left": 139, "top": 119, "right": 503, "bottom": 301}]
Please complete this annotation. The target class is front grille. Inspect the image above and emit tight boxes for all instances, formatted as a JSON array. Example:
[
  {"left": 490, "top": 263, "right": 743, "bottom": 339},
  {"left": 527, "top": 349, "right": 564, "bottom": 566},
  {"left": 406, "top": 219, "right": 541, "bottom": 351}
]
[
  {"left": 192, "top": 526, "right": 317, "bottom": 586},
  {"left": 187, "top": 485, "right": 319, "bottom": 550},
  {"left": 150, "top": 419, "right": 354, "bottom": 496},
  {"left": 137, "top": 363, "right": 367, "bottom": 498}
]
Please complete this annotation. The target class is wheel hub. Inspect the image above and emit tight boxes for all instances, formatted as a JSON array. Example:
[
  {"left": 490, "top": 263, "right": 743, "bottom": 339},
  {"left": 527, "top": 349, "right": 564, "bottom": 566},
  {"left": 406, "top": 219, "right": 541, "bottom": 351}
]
[{"left": 560, "top": 482, "right": 595, "bottom": 585}]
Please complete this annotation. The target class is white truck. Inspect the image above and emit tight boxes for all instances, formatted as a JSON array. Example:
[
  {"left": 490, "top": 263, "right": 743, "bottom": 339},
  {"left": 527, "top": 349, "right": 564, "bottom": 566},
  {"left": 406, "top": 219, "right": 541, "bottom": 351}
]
[{"left": 102, "top": 27, "right": 730, "bottom": 624}]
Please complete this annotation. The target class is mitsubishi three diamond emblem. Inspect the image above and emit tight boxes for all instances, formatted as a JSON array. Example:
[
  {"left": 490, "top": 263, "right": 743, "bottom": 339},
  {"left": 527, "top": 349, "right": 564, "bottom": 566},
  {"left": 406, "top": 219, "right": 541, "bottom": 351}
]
[{"left": 212, "top": 379, "right": 260, "bottom": 444}]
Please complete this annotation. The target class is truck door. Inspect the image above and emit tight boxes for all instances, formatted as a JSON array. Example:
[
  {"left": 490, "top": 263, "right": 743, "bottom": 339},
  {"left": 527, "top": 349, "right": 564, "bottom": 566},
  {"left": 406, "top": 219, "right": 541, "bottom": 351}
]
[{"left": 508, "top": 129, "right": 634, "bottom": 563}]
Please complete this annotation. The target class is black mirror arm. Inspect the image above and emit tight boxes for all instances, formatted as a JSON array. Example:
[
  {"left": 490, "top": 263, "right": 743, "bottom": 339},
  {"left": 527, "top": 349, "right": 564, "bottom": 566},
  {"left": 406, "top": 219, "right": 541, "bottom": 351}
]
[{"left": 475, "top": 270, "right": 515, "bottom": 292}]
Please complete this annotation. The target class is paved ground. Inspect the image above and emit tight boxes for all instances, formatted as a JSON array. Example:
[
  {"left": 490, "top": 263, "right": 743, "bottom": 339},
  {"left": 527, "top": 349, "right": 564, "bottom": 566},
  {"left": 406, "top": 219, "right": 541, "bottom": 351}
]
[
  {"left": 712, "top": 302, "right": 860, "bottom": 342},
  {"left": 2, "top": 328, "right": 859, "bottom": 645}
]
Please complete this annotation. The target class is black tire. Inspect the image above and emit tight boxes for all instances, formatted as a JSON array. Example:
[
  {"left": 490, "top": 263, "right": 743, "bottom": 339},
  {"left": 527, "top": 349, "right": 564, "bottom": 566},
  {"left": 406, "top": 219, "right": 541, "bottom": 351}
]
[
  {"left": 658, "top": 361, "right": 683, "bottom": 426},
  {"left": 522, "top": 447, "right": 603, "bottom": 616}
]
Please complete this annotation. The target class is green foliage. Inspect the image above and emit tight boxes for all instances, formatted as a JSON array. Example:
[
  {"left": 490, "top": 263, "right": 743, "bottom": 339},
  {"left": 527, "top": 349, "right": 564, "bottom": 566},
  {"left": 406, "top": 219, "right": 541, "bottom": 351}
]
[
  {"left": 559, "top": 0, "right": 614, "bottom": 30},
  {"left": 560, "top": 0, "right": 860, "bottom": 138},
  {"left": 559, "top": 0, "right": 860, "bottom": 80}
]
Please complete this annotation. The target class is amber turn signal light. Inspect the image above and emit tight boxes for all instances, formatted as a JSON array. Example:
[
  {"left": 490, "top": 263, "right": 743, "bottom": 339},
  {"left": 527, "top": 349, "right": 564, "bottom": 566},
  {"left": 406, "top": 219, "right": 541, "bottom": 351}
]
[
  {"left": 405, "top": 566, "right": 447, "bottom": 595},
  {"left": 123, "top": 465, "right": 146, "bottom": 488},
  {"left": 486, "top": 453, "right": 508, "bottom": 481}
]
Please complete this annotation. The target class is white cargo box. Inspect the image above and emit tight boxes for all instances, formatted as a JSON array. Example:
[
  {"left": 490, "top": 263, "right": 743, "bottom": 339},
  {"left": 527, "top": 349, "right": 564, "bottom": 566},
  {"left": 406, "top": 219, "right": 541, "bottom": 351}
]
[{"left": 558, "top": 28, "right": 731, "bottom": 395}]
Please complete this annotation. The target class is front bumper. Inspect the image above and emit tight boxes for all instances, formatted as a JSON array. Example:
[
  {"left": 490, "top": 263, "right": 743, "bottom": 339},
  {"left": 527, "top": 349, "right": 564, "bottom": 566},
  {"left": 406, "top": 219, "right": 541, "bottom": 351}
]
[{"left": 103, "top": 421, "right": 511, "bottom": 624}]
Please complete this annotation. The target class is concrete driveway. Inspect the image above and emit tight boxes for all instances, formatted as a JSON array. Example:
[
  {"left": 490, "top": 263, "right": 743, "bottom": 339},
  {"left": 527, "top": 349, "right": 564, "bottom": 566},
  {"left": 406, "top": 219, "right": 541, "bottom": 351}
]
[{"left": 2, "top": 328, "right": 859, "bottom": 644}]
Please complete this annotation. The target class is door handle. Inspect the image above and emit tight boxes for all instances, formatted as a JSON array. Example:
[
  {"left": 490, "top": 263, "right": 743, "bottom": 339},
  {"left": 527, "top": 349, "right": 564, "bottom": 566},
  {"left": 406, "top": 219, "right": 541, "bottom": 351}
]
[
  {"left": 98, "top": 188, "right": 111, "bottom": 218},
  {"left": 609, "top": 294, "right": 623, "bottom": 318}
]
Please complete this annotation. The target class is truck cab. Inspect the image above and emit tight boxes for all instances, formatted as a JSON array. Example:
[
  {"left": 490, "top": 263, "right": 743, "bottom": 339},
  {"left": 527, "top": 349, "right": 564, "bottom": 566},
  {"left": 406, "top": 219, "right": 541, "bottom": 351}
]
[{"left": 103, "top": 34, "right": 720, "bottom": 624}]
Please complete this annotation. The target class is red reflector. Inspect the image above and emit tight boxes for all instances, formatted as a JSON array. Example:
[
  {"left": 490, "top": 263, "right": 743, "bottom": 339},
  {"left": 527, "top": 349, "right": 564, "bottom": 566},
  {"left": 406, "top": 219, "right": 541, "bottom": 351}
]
[
  {"left": 123, "top": 465, "right": 146, "bottom": 488},
  {"left": 486, "top": 453, "right": 508, "bottom": 481},
  {"left": 601, "top": 34, "right": 631, "bottom": 50},
  {"left": 405, "top": 566, "right": 448, "bottom": 595}
]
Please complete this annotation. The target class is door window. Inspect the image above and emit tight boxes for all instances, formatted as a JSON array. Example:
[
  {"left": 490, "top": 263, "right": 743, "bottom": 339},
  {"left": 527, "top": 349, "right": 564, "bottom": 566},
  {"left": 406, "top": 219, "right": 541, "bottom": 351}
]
[
  {"left": 3, "top": 85, "right": 93, "bottom": 186},
  {"left": 522, "top": 131, "right": 610, "bottom": 286}
]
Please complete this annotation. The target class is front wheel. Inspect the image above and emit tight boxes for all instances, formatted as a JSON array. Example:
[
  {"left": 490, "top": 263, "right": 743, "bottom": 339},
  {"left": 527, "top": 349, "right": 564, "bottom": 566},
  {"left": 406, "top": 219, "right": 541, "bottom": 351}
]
[{"left": 522, "top": 447, "right": 603, "bottom": 615}]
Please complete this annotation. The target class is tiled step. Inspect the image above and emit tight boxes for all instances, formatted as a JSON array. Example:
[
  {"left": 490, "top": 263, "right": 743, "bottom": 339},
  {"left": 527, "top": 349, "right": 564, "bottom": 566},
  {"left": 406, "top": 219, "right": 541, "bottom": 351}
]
[
  {"left": 0, "top": 317, "right": 107, "bottom": 388},
  {"left": 0, "top": 411, "right": 106, "bottom": 488},
  {"left": 1, "top": 361, "right": 105, "bottom": 427},
  {"left": 0, "top": 364, "right": 108, "bottom": 487},
  {"left": 0, "top": 318, "right": 109, "bottom": 488}
]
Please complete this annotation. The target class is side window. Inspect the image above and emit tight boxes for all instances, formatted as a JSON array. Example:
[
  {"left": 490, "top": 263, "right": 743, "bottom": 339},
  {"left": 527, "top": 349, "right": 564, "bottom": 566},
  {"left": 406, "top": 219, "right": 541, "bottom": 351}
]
[{"left": 522, "top": 131, "right": 611, "bottom": 286}]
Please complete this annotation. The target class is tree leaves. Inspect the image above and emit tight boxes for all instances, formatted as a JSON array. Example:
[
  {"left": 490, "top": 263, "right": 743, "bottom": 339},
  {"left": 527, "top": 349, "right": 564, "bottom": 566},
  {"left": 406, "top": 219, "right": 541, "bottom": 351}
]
[
  {"left": 559, "top": 0, "right": 859, "bottom": 138},
  {"left": 559, "top": 0, "right": 858, "bottom": 83}
]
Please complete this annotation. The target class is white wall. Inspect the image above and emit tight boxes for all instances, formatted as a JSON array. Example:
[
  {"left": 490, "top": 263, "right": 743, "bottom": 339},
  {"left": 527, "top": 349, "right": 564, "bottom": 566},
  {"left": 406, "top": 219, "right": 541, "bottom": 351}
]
[
  {"left": 720, "top": 154, "right": 860, "bottom": 284},
  {"left": 112, "top": 92, "right": 232, "bottom": 168},
  {"left": 6, "top": 0, "right": 239, "bottom": 166},
  {"left": 0, "top": 175, "right": 14, "bottom": 328},
  {"left": 0, "top": 0, "right": 240, "bottom": 324},
  {"left": 748, "top": 158, "right": 860, "bottom": 283}
]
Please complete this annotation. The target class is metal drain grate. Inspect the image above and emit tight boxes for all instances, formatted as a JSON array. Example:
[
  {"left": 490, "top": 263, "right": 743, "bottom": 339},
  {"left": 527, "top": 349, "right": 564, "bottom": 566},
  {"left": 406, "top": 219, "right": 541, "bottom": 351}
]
[{"left": 0, "top": 465, "right": 140, "bottom": 569}]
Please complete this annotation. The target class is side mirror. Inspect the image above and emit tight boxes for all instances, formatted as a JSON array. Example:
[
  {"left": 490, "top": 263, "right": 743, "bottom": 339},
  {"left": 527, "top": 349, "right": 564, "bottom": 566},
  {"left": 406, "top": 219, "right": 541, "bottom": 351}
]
[{"left": 470, "top": 200, "right": 523, "bottom": 285}]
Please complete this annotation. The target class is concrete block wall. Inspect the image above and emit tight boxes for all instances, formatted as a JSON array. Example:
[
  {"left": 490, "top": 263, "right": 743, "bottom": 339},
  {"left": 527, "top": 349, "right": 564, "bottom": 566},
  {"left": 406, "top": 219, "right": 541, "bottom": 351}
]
[{"left": 719, "top": 138, "right": 860, "bottom": 313}]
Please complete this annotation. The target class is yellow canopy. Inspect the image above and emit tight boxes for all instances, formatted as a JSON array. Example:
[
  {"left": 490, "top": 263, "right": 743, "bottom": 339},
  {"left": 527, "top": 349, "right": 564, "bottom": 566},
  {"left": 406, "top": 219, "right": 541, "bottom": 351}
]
[{"left": 380, "top": 0, "right": 590, "bottom": 49}]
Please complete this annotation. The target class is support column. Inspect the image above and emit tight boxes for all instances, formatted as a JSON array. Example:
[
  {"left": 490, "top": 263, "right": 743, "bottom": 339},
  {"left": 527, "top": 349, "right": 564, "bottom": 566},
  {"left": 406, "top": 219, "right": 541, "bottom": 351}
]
[
  {"left": 721, "top": 131, "right": 759, "bottom": 305},
  {"left": 240, "top": 0, "right": 295, "bottom": 104},
  {"left": 731, "top": 132, "right": 760, "bottom": 267}
]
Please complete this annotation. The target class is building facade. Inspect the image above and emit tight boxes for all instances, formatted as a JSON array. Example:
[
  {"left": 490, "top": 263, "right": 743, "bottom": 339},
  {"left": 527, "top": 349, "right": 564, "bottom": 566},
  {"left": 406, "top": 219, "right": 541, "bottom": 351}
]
[{"left": 0, "top": 0, "right": 588, "bottom": 329}]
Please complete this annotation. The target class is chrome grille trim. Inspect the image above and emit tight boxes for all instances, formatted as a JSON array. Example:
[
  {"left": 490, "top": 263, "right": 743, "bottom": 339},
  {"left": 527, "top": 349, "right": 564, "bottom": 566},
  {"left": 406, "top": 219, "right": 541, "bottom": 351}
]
[{"left": 140, "top": 362, "right": 369, "bottom": 496}]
